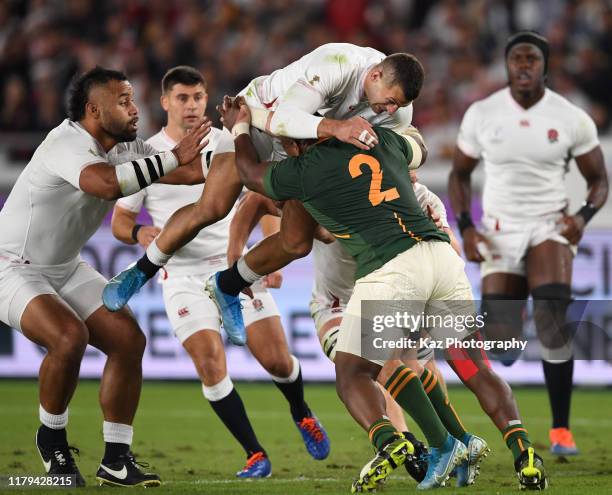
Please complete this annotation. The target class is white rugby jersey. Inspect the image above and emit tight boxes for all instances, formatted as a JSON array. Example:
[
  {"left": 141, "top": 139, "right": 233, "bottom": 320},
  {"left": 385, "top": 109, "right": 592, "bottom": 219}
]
[
  {"left": 116, "top": 127, "right": 235, "bottom": 277},
  {"left": 312, "top": 183, "right": 449, "bottom": 306},
  {"left": 457, "top": 88, "right": 599, "bottom": 220},
  {"left": 242, "top": 43, "right": 413, "bottom": 134},
  {"left": 0, "top": 119, "right": 156, "bottom": 265}
]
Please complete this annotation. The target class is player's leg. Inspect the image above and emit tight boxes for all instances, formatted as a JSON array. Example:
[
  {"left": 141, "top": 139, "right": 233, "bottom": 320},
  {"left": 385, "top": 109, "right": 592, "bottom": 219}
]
[
  {"left": 58, "top": 263, "right": 159, "bottom": 487},
  {"left": 245, "top": 296, "right": 329, "bottom": 460},
  {"left": 526, "top": 239, "right": 577, "bottom": 455},
  {"left": 162, "top": 274, "right": 270, "bottom": 477},
  {"left": 19, "top": 294, "right": 88, "bottom": 485},
  {"left": 103, "top": 151, "right": 243, "bottom": 312},
  {"left": 208, "top": 201, "right": 317, "bottom": 342}
]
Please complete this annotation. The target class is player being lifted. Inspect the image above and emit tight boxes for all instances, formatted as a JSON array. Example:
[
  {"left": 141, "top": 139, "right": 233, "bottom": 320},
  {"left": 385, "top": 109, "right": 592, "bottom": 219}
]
[
  {"left": 0, "top": 67, "right": 211, "bottom": 487},
  {"left": 216, "top": 94, "right": 477, "bottom": 492},
  {"left": 110, "top": 66, "right": 329, "bottom": 478},
  {"left": 102, "top": 43, "right": 425, "bottom": 328},
  {"left": 449, "top": 31, "right": 608, "bottom": 456}
]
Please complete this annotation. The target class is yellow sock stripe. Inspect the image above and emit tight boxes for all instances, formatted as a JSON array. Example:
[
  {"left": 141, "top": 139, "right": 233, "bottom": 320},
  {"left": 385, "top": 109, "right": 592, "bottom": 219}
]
[
  {"left": 517, "top": 438, "right": 524, "bottom": 452},
  {"left": 385, "top": 367, "right": 412, "bottom": 395},
  {"left": 503, "top": 427, "right": 528, "bottom": 442},
  {"left": 368, "top": 421, "right": 392, "bottom": 442},
  {"left": 424, "top": 375, "right": 438, "bottom": 394},
  {"left": 449, "top": 402, "right": 467, "bottom": 431},
  {"left": 390, "top": 372, "right": 418, "bottom": 399},
  {"left": 420, "top": 369, "right": 434, "bottom": 389}
]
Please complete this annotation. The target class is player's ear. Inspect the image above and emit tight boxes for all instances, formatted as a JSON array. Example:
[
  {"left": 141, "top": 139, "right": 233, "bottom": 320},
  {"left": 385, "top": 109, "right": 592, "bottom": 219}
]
[
  {"left": 85, "top": 101, "right": 100, "bottom": 120},
  {"left": 160, "top": 94, "right": 169, "bottom": 112}
]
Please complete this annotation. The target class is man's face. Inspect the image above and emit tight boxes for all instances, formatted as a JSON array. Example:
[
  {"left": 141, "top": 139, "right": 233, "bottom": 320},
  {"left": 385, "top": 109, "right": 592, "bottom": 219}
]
[
  {"left": 92, "top": 80, "right": 139, "bottom": 141},
  {"left": 506, "top": 43, "right": 545, "bottom": 93},
  {"left": 162, "top": 83, "right": 207, "bottom": 130},
  {"left": 365, "top": 71, "right": 409, "bottom": 115}
]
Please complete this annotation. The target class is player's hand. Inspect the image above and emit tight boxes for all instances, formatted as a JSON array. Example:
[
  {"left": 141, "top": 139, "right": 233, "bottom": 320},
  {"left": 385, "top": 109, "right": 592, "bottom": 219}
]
[
  {"left": 172, "top": 118, "right": 211, "bottom": 165},
  {"left": 136, "top": 226, "right": 161, "bottom": 249},
  {"left": 263, "top": 271, "right": 283, "bottom": 289},
  {"left": 462, "top": 227, "right": 491, "bottom": 263},
  {"left": 217, "top": 95, "right": 251, "bottom": 130},
  {"left": 314, "top": 225, "right": 336, "bottom": 244},
  {"left": 335, "top": 116, "right": 378, "bottom": 150},
  {"left": 556, "top": 214, "right": 585, "bottom": 245},
  {"left": 426, "top": 204, "right": 444, "bottom": 229}
]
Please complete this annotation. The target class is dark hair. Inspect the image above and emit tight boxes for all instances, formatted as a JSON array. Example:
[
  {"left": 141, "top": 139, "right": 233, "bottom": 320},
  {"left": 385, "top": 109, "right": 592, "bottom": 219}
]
[
  {"left": 505, "top": 31, "right": 550, "bottom": 74},
  {"left": 67, "top": 66, "right": 128, "bottom": 121},
  {"left": 161, "top": 65, "right": 206, "bottom": 93},
  {"left": 381, "top": 53, "right": 425, "bottom": 103}
]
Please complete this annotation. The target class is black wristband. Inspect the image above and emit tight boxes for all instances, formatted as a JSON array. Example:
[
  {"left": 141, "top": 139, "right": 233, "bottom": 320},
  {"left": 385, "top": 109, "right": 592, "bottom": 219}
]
[
  {"left": 577, "top": 202, "right": 597, "bottom": 225},
  {"left": 456, "top": 212, "right": 475, "bottom": 235},
  {"left": 131, "top": 224, "right": 143, "bottom": 242}
]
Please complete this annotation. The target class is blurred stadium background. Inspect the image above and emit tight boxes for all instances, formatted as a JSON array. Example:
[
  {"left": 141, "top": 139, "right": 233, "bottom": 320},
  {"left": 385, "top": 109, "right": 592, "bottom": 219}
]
[{"left": 0, "top": 0, "right": 611, "bottom": 383}]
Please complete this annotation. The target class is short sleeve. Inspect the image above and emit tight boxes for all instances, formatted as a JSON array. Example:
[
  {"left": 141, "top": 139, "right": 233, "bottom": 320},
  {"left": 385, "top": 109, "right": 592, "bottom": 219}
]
[
  {"left": 262, "top": 156, "right": 305, "bottom": 201},
  {"left": 116, "top": 189, "right": 146, "bottom": 213},
  {"left": 571, "top": 107, "right": 599, "bottom": 157},
  {"left": 47, "top": 135, "right": 106, "bottom": 190},
  {"left": 456, "top": 103, "right": 482, "bottom": 159}
]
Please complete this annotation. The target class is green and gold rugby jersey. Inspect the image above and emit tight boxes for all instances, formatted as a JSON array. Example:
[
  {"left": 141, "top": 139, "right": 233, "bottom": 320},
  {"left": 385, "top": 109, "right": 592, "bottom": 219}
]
[{"left": 263, "top": 126, "right": 449, "bottom": 279}]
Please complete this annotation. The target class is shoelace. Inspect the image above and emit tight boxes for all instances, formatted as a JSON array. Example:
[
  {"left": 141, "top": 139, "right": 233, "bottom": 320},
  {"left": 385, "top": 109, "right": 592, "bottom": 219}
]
[
  {"left": 244, "top": 452, "right": 266, "bottom": 470},
  {"left": 299, "top": 418, "right": 325, "bottom": 443},
  {"left": 125, "top": 453, "right": 150, "bottom": 470}
]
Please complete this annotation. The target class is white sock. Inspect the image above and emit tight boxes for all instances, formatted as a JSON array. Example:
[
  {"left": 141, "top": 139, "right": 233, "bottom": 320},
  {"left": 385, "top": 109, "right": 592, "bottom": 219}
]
[
  {"left": 270, "top": 355, "right": 300, "bottom": 383},
  {"left": 202, "top": 375, "right": 234, "bottom": 402},
  {"left": 146, "top": 239, "right": 171, "bottom": 267},
  {"left": 39, "top": 405, "right": 68, "bottom": 429},
  {"left": 237, "top": 256, "right": 263, "bottom": 284},
  {"left": 103, "top": 421, "right": 133, "bottom": 445}
]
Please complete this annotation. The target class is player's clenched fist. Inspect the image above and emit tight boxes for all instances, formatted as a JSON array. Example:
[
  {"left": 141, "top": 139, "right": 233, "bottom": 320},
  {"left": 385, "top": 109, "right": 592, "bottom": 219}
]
[{"left": 172, "top": 118, "right": 212, "bottom": 165}]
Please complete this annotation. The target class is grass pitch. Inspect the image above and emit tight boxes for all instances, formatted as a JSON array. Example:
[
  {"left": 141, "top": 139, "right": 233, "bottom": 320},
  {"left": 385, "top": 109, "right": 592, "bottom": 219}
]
[{"left": 1, "top": 380, "right": 611, "bottom": 494}]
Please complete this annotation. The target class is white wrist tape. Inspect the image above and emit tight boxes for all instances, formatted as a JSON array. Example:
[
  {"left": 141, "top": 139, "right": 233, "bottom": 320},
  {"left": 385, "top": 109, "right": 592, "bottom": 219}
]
[
  {"left": 232, "top": 122, "right": 251, "bottom": 139},
  {"left": 114, "top": 150, "right": 178, "bottom": 196}
]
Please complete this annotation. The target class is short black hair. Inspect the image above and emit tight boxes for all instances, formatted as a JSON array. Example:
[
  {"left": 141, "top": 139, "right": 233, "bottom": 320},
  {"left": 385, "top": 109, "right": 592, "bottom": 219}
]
[
  {"left": 67, "top": 66, "right": 128, "bottom": 121},
  {"left": 161, "top": 65, "right": 206, "bottom": 94},
  {"left": 381, "top": 53, "right": 424, "bottom": 103}
]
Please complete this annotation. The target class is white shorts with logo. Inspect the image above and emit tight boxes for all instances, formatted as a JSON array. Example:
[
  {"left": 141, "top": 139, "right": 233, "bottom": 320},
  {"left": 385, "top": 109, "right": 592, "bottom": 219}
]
[
  {"left": 0, "top": 252, "right": 106, "bottom": 330},
  {"left": 162, "top": 274, "right": 280, "bottom": 344},
  {"left": 336, "top": 241, "right": 474, "bottom": 365},
  {"left": 480, "top": 212, "right": 577, "bottom": 279}
]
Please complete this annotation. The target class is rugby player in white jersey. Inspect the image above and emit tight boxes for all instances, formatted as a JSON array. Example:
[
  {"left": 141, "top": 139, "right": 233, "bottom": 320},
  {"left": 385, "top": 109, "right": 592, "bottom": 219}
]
[
  {"left": 0, "top": 67, "right": 211, "bottom": 487},
  {"left": 103, "top": 44, "right": 426, "bottom": 329},
  {"left": 449, "top": 32, "right": 608, "bottom": 459},
  {"left": 110, "top": 66, "right": 329, "bottom": 478}
]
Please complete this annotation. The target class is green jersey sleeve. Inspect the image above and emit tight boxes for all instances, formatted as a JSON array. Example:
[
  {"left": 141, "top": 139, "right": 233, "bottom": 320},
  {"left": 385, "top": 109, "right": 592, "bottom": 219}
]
[{"left": 263, "top": 156, "right": 305, "bottom": 201}]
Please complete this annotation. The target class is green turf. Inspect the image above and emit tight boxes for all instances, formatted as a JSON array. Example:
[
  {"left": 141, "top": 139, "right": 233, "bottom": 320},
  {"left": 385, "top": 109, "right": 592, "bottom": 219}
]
[{"left": 1, "top": 380, "right": 611, "bottom": 494}]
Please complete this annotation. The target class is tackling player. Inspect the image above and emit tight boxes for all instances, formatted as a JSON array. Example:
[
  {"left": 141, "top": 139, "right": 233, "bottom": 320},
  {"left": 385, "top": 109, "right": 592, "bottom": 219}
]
[
  {"left": 110, "top": 66, "right": 329, "bottom": 478},
  {"left": 0, "top": 67, "right": 210, "bottom": 487},
  {"left": 217, "top": 96, "right": 475, "bottom": 492},
  {"left": 449, "top": 31, "right": 608, "bottom": 457}
]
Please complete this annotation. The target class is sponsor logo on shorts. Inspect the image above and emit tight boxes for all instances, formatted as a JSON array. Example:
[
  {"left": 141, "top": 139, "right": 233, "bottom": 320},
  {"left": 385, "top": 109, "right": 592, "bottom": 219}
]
[{"left": 178, "top": 307, "right": 190, "bottom": 318}]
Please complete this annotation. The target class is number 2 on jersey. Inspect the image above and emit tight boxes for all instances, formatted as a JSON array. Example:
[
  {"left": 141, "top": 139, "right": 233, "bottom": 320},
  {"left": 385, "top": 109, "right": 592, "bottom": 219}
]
[{"left": 348, "top": 154, "right": 399, "bottom": 206}]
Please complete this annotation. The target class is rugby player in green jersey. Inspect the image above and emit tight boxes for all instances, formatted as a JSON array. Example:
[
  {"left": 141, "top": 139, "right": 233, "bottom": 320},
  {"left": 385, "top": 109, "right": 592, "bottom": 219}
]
[{"left": 216, "top": 96, "right": 475, "bottom": 491}]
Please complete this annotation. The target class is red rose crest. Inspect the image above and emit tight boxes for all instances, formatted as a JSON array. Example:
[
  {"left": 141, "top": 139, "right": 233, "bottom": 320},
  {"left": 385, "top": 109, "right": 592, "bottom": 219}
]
[{"left": 548, "top": 128, "right": 559, "bottom": 143}]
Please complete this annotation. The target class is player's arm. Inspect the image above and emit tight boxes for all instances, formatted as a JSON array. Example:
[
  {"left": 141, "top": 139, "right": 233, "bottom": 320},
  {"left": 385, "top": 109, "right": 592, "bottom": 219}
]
[
  {"left": 111, "top": 204, "right": 160, "bottom": 248},
  {"left": 156, "top": 156, "right": 205, "bottom": 185},
  {"left": 448, "top": 146, "right": 489, "bottom": 262},
  {"left": 558, "top": 146, "right": 609, "bottom": 244},
  {"left": 79, "top": 119, "right": 211, "bottom": 200}
]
